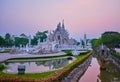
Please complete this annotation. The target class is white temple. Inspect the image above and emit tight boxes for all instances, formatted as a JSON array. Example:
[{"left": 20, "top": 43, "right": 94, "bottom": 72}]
[
  {"left": 47, "top": 20, "right": 76, "bottom": 45},
  {"left": 31, "top": 20, "right": 92, "bottom": 54},
  {"left": 10, "top": 20, "right": 92, "bottom": 54}
]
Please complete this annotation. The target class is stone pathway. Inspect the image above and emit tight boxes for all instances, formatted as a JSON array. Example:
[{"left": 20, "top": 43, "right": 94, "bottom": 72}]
[
  {"left": 0, "top": 52, "right": 66, "bottom": 63},
  {"left": 115, "top": 48, "right": 120, "bottom": 54}
]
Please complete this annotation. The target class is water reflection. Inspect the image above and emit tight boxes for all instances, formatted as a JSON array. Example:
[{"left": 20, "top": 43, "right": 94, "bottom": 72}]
[
  {"left": 3, "top": 58, "right": 73, "bottom": 74},
  {"left": 79, "top": 58, "right": 120, "bottom": 82},
  {"left": 79, "top": 58, "right": 100, "bottom": 82}
]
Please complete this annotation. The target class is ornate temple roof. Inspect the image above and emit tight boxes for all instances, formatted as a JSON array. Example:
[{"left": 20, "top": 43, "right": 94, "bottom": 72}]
[{"left": 54, "top": 20, "right": 69, "bottom": 39}]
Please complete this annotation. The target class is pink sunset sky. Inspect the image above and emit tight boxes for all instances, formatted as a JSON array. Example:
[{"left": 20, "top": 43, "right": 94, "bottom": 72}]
[{"left": 0, "top": 0, "right": 120, "bottom": 40}]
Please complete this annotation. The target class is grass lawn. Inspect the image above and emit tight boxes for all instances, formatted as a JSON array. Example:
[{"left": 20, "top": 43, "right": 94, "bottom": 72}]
[
  {"left": 0, "top": 71, "right": 56, "bottom": 79},
  {"left": 7, "top": 55, "right": 68, "bottom": 61},
  {"left": 62, "top": 50, "right": 72, "bottom": 56},
  {"left": 0, "top": 49, "right": 11, "bottom": 53}
]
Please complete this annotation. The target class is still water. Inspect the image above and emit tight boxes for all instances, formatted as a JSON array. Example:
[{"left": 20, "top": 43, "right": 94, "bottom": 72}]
[
  {"left": 79, "top": 58, "right": 100, "bottom": 82},
  {"left": 3, "top": 58, "right": 73, "bottom": 74},
  {"left": 79, "top": 57, "right": 120, "bottom": 82}
]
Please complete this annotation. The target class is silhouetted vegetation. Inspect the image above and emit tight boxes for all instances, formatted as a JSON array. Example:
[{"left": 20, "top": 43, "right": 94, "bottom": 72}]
[
  {"left": 110, "top": 51, "right": 120, "bottom": 60},
  {"left": 0, "top": 64, "right": 5, "bottom": 71},
  {"left": 92, "top": 31, "right": 120, "bottom": 50},
  {"left": 31, "top": 31, "right": 48, "bottom": 45},
  {"left": 0, "top": 31, "right": 48, "bottom": 47},
  {"left": 101, "top": 32, "right": 120, "bottom": 50},
  {"left": 0, "top": 36, "right": 5, "bottom": 47}
]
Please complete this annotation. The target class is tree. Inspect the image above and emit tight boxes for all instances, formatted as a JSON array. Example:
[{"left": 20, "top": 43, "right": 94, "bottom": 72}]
[
  {"left": 31, "top": 31, "right": 48, "bottom": 45},
  {"left": 92, "top": 38, "right": 102, "bottom": 47},
  {"left": 31, "top": 36, "right": 38, "bottom": 45},
  {"left": 0, "top": 36, "right": 5, "bottom": 47},
  {"left": 14, "top": 37, "right": 28, "bottom": 47},
  {"left": 5, "top": 33, "right": 13, "bottom": 47},
  {"left": 91, "top": 38, "right": 102, "bottom": 53},
  {"left": 76, "top": 42, "right": 80, "bottom": 46},
  {"left": 101, "top": 31, "right": 120, "bottom": 50},
  {"left": 36, "top": 31, "right": 48, "bottom": 42}
]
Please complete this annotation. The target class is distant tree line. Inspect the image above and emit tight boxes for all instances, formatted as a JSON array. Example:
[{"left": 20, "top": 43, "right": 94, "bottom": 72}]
[
  {"left": 0, "top": 31, "right": 48, "bottom": 47},
  {"left": 92, "top": 31, "right": 120, "bottom": 51}
]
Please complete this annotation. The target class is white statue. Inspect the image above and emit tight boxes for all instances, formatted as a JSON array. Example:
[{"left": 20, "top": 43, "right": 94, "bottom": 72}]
[
  {"left": 37, "top": 38, "right": 41, "bottom": 45},
  {"left": 28, "top": 35, "right": 31, "bottom": 47}
]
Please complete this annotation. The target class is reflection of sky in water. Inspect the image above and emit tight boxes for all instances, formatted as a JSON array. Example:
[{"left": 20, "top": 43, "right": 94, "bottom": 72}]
[
  {"left": 79, "top": 58, "right": 100, "bottom": 82},
  {"left": 3, "top": 58, "right": 73, "bottom": 73},
  {"left": 79, "top": 58, "right": 120, "bottom": 82}
]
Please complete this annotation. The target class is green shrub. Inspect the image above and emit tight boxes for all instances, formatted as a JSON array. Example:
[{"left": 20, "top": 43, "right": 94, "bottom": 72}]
[
  {"left": 0, "top": 64, "right": 5, "bottom": 70},
  {"left": 110, "top": 51, "right": 120, "bottom": 59},
  {"left": 62, "top": 50, "right": 72, "bottom": 56}
]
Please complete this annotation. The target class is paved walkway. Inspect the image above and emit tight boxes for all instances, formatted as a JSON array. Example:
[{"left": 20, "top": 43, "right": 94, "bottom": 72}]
[
  {"left": 115, "top": 48, "right": 120, "bottom": 54},
  {"left": 0, "top": 52, "right": 66, "bottom": 63}
]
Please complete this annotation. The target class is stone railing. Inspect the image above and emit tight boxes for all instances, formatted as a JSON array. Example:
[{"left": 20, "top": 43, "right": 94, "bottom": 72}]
[
  {"left": 62, "top": 55, "right": 92, "bottom": 82},
  {"left": 57, "top": 45, "right": 89, "bottom": 51}
]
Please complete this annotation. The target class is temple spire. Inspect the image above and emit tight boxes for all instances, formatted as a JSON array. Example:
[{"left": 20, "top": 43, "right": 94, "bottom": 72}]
[{"left": 62, "top": 19, "right": 65, "bottom": 29}]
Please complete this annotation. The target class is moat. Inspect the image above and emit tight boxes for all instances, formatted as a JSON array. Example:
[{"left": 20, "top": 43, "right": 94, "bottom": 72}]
[{"left": 79, "top": 57, "right": 120, "bottom": 82}]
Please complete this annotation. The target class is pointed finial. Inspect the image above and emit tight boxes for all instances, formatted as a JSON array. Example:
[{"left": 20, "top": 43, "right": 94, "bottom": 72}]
[{"left": 62, "top": 19, "right": 64, "bottom": 28}]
